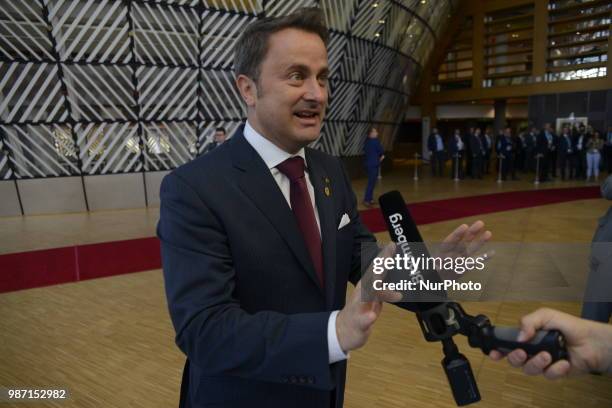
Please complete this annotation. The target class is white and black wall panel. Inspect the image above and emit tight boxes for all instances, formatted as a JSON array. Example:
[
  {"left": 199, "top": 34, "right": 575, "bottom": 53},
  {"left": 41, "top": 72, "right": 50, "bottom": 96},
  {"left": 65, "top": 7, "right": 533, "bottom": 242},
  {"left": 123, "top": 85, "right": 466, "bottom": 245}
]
[{"left": 0, "top": 0, "right": 458, "bottom": 215}]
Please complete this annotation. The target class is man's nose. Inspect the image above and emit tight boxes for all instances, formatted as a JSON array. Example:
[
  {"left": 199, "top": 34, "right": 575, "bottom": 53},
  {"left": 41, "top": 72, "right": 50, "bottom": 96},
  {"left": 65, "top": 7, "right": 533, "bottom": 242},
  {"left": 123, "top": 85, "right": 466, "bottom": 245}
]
[{"left": 303, "top": 78, "right": 327, "bottom": 104}]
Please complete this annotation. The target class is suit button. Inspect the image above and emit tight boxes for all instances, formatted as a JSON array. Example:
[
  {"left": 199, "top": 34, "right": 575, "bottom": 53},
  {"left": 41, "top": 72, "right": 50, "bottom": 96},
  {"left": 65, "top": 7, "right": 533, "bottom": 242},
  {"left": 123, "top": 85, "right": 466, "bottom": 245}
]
[{"left": 289, "top": 376, "right": 297, "bottom": 383}]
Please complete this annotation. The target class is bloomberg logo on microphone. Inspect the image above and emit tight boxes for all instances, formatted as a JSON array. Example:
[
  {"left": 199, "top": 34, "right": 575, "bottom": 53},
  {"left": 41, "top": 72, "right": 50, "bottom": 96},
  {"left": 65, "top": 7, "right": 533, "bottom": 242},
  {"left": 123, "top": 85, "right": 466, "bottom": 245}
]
[{"left": 388, "top": 212, "right": 424, "bottom": 285}]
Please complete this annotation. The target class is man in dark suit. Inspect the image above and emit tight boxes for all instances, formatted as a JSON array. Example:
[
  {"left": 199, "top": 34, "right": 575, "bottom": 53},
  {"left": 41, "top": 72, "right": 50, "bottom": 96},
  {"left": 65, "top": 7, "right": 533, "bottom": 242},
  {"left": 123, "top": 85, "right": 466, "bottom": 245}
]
[
  {"left": 514, "top": 128, "right": 526, "bottom": 173},
  {"left": 481, "top": 127, "right": 493, "bottom": 175},
  {"left": 427, "top": 128, "right": 445, "bottom": 177},
  {"left": 362, "top": 127, "right": 384, "bottom": 206},
  {"left": 537, "top": 123, "right": 555, "bottom": 182},
  {"left": 202, "top": 127, "right": 227, "bottom": 154},
  {"left": 558, "top": 126, "right": 575, "bottom": 180},
  {"left": 524, "top": 126, "right": 537, "bottom": 172},
  {"left": 158, "top": 9, "right": 488, "bottom": 408},
  {"left": 497, "top": 127, "right": 517, "bottom": 180},
  {"left": 469, "top": 128, "right": 484, "bottom": 179},
  {"left": 573, "top": 124, "right": 588, "bottom": 179}
]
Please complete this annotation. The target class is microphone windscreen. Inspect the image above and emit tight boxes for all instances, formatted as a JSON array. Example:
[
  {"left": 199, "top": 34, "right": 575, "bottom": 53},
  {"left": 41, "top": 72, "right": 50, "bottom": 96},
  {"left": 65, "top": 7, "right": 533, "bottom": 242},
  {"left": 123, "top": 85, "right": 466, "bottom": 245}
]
[{"left": 378, "top": 190, "right": 446, "bottom": 311}]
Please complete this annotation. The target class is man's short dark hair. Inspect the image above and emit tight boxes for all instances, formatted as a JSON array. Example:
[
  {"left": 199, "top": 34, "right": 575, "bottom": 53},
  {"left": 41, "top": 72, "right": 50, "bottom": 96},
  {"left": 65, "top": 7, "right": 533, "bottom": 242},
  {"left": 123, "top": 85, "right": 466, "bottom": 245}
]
[
  {"left": 215, "top": 127, "right": 226, "bottom": 134},
  {"left": 233, "top": 8, "right": 329, "bottom": 82}
]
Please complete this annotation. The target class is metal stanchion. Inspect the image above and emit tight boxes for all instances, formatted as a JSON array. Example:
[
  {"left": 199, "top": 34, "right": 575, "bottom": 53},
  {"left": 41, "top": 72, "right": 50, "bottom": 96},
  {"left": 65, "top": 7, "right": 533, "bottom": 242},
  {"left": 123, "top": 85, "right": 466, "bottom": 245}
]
[
  {"left": 497, "top": 155, "right": 503, "bottom": 184},
  {"left": 453, "top": 153, "right": 460, "bottom": 182},
  {"left": 413, "top": 152, "right": 419, "bottom": 181},
  {"left": 534, "top": 154, "right": 541, "bottom": 185}
]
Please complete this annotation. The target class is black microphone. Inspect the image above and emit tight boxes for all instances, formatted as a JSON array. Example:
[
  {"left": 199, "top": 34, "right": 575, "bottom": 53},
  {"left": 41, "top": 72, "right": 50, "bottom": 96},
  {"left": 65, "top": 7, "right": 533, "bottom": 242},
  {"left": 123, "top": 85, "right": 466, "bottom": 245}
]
[
  {"left": 378, "top": 190, "right": 446, "bottom": 311},
  {"left": 377, "top": 190, "right": 568, "bottom": 406},
  {"left": 378, "top": 190, "right": 479, "bottom": 405}
]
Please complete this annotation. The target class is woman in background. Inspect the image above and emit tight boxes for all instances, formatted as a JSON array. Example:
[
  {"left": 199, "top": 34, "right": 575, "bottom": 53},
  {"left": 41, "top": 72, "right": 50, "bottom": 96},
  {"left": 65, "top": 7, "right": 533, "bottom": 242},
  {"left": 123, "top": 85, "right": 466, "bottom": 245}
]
[
  {"left": 586, "top": 130, "right": 603, "bottom": 182},
  {"left": 363, "top": 127, "right": 385, "bottom": 207}
]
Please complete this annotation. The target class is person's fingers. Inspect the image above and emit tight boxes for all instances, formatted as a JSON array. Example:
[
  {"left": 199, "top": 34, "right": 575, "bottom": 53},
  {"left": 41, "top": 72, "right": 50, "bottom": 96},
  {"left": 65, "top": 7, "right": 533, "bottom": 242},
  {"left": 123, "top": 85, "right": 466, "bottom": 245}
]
[
  {"left": 376, "top": 289, "right": 403, "bottom": 303},
  {"left": 357, "top": 310, "right": 378, "bottom": 330},
  {"left": 359, "top": 242, "right": 396, "bottom": 303},
  {"left": 349, "top": 280, "right": 363, "bottom": 307},
  {"left": 359, "top": 299, "right": 382, "bottom": 314},
  {"left": 543, "top": 360, "right": 571, "bottom": 380},
  {"left": 507, "top": 349, "right": 528, "bottom": 368},
  {"left": 353, "top": 278, "right": 362, "bottom": 294},
  {"left": 365, "top": 242, "right": 396, "bottom": 281},
  {"left": 464, "top": 220, "right": 485, "bottom": 240},
  {"left": 379, "top": 241, "right": 397, "bottom": 258},
  {"left": 369, "top": 300, "right": 382, "bottom": 316},
  {"left": 522, "top": 352, "right": 552, "bottom": 376},
  {"left": 440, "top": 226, "right": 469, "bottom": 257},
  {"left": 452, "top": 221, "right": 485, "bottom": 254},
  {"left": 518, "top": 308, "right": 558, "bottom": 341},
  {"left": 465, "top": 230, "right": 492, "bottom": 256},
  {"left": 442, "top": 224, "right": 469, "bottom": 245},
  {"left": 489, "top": 350, "right": 504, "bottom": 361}
]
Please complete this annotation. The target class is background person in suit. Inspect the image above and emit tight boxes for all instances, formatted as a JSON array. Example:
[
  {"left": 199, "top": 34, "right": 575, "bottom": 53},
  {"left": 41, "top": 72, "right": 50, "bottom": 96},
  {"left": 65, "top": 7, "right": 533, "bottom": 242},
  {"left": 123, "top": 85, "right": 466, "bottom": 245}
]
[
  {"left": 497, "top": 127, "right": 518, "bottom": 181},
  {"left": 549, "top": 128, "right": 559, "bottom": 179},
  {"left": 465, "top": 127, "right": 475, "bottom": 178},
  {"left": 363, "top": 127, "right": 384, "bottom": 207},
  {"left": 482, "top": 127, "right": 493, "bottom": 175},
  {"left": 202, "top": 126, "right": 227, "bottom": 154},
  {"left": 525, "top": 126, "right": 537, "bottom": 173},
  {"left": 469, "top": 128, "right": 484, "bottom": 179},
  {"left": 515, "top": 128, "right": 526, "bottom": 173},
  {"left": 427, "top": 128, "right": 445, "bottom": 177},
  {"left": 537, "top": 123, "right": 555, "bottom": 182},
  {"left": 558, "top": 125, "right": 575, "bottom": 180},
  {"left": 158, "top": 9, "right": 489, "bottom": 408},
  {"left": 449, "top": 129, "right": 465, "bottom": 179},
  {"left": 573, "top": 124, "right": 588, "bottom": 179}
]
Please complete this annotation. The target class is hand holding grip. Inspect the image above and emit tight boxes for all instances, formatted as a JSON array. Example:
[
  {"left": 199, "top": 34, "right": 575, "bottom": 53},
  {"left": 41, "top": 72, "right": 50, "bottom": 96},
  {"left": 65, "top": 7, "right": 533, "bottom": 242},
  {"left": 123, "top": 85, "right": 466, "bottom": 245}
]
[{"left": 482, "top": 326, "right": 568, "bottom": 362}]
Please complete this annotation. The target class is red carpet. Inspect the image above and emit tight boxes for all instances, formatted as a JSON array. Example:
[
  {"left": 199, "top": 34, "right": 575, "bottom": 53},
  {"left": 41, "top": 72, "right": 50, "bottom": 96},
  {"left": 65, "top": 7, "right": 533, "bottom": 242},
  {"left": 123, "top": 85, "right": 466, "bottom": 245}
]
[
  {"left": 360, "top": 186, "right": 602, "bottom": 232},
  {"left": 0, "top": 186, "right": 601, "bottom": 293},
  {"left": 0, "top": 238, "right": 161, "bottom": 293}
]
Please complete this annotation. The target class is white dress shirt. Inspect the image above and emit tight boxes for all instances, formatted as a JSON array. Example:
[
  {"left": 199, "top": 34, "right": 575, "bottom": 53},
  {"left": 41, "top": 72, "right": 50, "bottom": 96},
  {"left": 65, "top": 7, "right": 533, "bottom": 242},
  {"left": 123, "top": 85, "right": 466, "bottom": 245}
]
[{"left": 243, "top": 121, "right": 348, "bottom": 364}]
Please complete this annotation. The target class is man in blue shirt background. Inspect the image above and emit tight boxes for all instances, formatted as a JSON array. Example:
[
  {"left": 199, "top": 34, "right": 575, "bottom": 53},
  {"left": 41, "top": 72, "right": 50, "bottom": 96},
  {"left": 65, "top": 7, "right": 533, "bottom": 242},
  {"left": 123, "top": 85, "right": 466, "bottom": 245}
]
[{"left": 363, "top": 127, "right": 384, "bottom": 207}]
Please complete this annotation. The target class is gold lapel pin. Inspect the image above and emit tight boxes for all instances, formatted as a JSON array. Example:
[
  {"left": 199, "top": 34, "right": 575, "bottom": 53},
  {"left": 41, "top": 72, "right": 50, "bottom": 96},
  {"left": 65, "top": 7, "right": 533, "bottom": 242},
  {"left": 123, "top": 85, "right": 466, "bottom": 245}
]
[{"left": 323, "top": 177, "right": 331, "bottom": 197}]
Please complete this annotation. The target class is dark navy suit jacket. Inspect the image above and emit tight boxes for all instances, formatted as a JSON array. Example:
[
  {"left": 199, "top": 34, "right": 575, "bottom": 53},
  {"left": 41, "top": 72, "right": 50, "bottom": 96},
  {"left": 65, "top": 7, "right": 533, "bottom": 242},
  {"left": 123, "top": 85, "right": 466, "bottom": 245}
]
[
  {"left": 363, "top": 138, "right": 384, "bottom": 168},
  {"left": 158, "top": 126, "right": 376, "bottom": 408}
]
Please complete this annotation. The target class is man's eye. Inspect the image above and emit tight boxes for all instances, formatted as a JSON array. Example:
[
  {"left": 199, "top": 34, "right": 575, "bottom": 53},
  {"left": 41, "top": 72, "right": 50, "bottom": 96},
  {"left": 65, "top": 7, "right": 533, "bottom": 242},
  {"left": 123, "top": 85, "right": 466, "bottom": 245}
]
[{"left": 289, "top": 73, "right": 303, "bottom": 81}]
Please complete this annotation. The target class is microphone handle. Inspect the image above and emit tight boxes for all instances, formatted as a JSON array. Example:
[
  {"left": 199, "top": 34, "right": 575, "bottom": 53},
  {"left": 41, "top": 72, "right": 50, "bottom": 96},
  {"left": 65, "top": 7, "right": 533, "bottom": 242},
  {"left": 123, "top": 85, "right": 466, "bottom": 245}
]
[{"left": 480, "top": 326, "right": 568, "bottom": 362}]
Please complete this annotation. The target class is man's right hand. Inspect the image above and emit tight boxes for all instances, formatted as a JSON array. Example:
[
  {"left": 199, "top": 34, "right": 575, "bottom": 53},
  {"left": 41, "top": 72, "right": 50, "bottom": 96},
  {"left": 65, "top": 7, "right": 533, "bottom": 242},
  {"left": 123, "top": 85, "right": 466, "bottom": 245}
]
[{"left": 336, "top": 243, "right": 401, "bottom": 353}]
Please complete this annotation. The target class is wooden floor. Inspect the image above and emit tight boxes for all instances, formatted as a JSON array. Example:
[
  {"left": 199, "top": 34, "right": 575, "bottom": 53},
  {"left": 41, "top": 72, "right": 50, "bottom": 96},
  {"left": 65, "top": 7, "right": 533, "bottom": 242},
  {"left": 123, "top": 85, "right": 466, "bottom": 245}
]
[
  {"left": 0, "top": 169, "right": 602, "bottom": 255},
  {"left": 0, "top": 168, "right": 610, "bottom": 408}
]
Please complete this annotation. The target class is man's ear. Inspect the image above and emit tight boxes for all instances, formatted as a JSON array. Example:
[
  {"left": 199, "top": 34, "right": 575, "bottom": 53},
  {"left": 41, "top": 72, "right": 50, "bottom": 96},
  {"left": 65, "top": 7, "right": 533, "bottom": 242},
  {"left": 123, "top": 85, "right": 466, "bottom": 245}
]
[{"left": 236, "top": 74, "right": 257, "bottom": 107}]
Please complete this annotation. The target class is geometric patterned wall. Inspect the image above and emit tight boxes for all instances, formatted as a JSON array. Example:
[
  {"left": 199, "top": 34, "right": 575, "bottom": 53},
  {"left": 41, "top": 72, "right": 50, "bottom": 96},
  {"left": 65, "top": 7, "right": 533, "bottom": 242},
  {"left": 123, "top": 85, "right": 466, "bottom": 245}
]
[{"left": 0, "top": 0, "right": 456, "bottom": 181}]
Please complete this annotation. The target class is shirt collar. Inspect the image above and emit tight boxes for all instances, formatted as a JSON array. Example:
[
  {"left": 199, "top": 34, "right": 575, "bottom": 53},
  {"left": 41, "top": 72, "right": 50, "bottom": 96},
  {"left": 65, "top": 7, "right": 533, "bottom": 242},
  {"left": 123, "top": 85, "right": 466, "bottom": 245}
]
[{"left": 243, "top": 120, "right": 306, "bottom": 170}]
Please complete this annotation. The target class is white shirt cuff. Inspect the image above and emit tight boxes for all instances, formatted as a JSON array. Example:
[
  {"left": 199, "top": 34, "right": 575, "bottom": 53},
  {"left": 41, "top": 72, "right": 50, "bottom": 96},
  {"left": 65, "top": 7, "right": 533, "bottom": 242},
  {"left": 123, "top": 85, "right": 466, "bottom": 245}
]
[{"left": 327, "top": 310, "right": 348, "bottom": 364}]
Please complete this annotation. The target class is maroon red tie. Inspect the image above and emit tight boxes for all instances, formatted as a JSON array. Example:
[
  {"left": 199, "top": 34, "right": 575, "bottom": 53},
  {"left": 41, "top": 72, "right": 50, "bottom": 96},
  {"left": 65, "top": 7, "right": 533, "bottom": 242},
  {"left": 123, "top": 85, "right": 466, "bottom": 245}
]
[{"left": 276, "top": 157, "right": 324, "bottom": 287}]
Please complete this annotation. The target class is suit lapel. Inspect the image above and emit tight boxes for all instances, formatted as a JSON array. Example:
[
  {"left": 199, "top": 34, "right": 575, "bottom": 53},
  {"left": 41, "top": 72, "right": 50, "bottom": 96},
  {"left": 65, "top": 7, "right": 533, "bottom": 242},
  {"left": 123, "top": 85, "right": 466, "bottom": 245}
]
[
  {"left": 230, "top": 129, "right": 323, "bottom": 293},
  {"left": 306, "top": 149, "right": 337, "bottom": 309}
]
